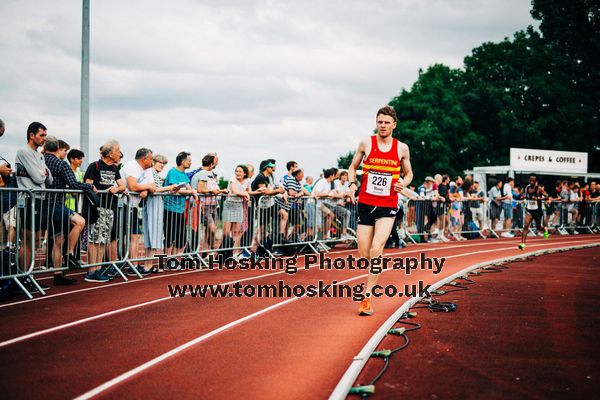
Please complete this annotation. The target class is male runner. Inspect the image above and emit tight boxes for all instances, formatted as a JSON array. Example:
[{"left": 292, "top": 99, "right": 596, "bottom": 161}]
[
  {"left": 519, "top": 175, "right": 548, "bottom": 250},
  {"left": 348, "top": 106, "right": 413, "bottom": 315}
]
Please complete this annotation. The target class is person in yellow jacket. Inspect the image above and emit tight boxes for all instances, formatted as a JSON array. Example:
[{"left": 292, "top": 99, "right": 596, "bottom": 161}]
[{"left": 65, "top": 149, "right": 85, "bottom": 211}]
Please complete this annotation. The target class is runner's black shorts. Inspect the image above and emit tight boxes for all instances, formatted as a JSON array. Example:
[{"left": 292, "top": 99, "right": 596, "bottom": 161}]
[
  {"left": 357, "top": 203, "right": 398, "bottom": 226},
  {"left": 524, "top": 208, "right": 544, "bottom": 223}
]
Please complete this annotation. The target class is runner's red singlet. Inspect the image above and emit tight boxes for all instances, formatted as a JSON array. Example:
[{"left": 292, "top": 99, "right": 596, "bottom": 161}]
[{"left": 358, "top": 135, "right": 402, "bottom": 208}]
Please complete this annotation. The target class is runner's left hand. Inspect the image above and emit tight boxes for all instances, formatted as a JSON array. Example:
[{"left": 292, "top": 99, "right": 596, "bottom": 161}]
[{"left": 393, "top": 181, "right": 404, "bottom": 192}]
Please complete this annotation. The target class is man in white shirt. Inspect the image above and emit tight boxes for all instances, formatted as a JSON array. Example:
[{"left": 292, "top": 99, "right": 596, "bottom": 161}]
[
  {"left": 312, "top": 169, "right": 337, "bottom": 240},
  {"left": 501, "top": 178, "right": 515, "bottom": 237},
  {"left": 121, "top": 148, "right": 156, "bottom": 274}
]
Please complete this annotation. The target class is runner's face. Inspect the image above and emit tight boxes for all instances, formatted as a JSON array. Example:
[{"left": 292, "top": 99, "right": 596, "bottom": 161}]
[{"left": 376, "top": 115, "right": 396, "bottom": 137}]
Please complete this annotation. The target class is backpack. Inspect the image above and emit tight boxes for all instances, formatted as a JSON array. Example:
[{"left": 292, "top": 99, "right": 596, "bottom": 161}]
[{"left": 0, "top": 174, "right": 18, "bottom": 214}]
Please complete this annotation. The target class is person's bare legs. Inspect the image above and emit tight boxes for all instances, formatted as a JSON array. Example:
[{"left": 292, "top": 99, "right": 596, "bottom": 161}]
[
  {"left": 278, "top": 209, "right": 288, "bottom": 239},
  {"left": 521, "top": 213, "right": 532, "bottom": 245},
  {"left": 52, "top": 234, "right": 64, "bottom": 268},
  {"left": 129, "top": 234, "right": 140, "bottom": 264},
  {"left": 87, "top": 243, "right": 104, "bottom": 272},
  {"left": 19, "top": 229, "right": 34, "bottom": 270},
  {"left": 363, "top": 218, "right": 396, "bottom": 294},
  {"left": 231, "top": 222, "right": 242, "bottom": 256},
  {"left": 67, "top": 214, "right": 85, "bottom": 255},
  {"left": 144, "top": 248, "right": 156, "bottom": 270}
]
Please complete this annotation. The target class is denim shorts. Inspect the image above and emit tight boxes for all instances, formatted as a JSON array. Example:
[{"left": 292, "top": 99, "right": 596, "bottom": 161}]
[{"left": 502, "top": 203, "right": 513, "bottom": 220}]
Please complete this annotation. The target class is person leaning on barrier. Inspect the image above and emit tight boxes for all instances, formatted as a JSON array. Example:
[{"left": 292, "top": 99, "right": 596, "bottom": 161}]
[
  {"left": 222, "top": 164, "right": 251, "bottom": 259},
  {"left": 43, "top": 136, "right": 91, "bottom": 284},
  {"left": 303, "top": 176, "right": 314, "bottom": 194},
  {"left": 311, "top": 168, "right": 337, "bottom": 240},
  {"left": 488, "top": 180, "right": 503, "bottom": 232},
  {"left": 0, "top": 118, "right": 18, "bottom": 250},
  {"left": 448, "top": 180, "right": 466, "bottom": 241},
  {"left": 142, "top": 154, "right": 179, "bottom": 272},
  {"left": 191, "top": 153, "right": 227, "bottom": 255},
  {"left": 469, "top": 181, "right": 486, "bottom": 231},
  {"left": 280, "top": 160, "right": 298, "bottom": 187},
  {"left": 83, "top": 140, "right": 127, "bottom": 283},
  {"left": 284, "top": 167, "right": 310, "bottom": 241},
  {"left": 14, "top": 122, "right": 54, "bottom": 291},
  {"left": 330, "top": 170, "right": 352, "bottom": 240},
  {"left": 568, "top": 183, "right": 580, "bottom": 230},
  {"left": 163, "top": 152, "right": 197, "bottom": 256},
  {"left": 501, "top": 178, "right": 515, "bottom": 237},
  {"left": 57, "top": 140, "right": 70, "bottom": 160},
  {"left": 265, "top": 159, "right": 289, "bottom": 244},
  {"left": 121, "top": 148, "right": 157, "bottom": 276},
  {"left": 589, "top": 181, "right": 600, "bottom": 231},
  {"left": 249, "top": 160, "right": 281, "bottom": 257}
]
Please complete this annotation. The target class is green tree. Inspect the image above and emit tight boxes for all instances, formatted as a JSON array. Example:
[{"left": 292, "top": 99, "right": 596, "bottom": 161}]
[
  {"left": 337, "top": 151, "right": 356, "bottom": 170},
  {"left": 389, "top": 64, "right": 479, "bottom": 182},
  {"left": 337, "top": 0, "right": 599, "bottom": 174}
]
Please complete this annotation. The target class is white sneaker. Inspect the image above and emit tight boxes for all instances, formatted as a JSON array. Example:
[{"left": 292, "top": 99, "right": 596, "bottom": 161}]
[
  {"left": 500, "top": 232, "right": 514, "bottom": 238},
  {"left": 439, "top": 235, "right": 451, "bottom": 242}
]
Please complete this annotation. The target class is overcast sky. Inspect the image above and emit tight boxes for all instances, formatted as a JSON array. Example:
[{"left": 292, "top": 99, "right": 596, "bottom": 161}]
[{"left": 0, "top": 0, "right": 535, "bottom": 180}]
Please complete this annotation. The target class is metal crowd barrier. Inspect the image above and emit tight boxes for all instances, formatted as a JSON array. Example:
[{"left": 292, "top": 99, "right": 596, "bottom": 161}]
[
  {"left": 2, "top": 186, "right": 599, "bottom": 300},
  {"left": 572, "top": 200, "right": 599, "bottom": 234},
  {"left": 314, "top": 197, "right": 356, "bottom": 250},
  {"left": 0, "top": 187, "right": 40, "bottom": 298}
]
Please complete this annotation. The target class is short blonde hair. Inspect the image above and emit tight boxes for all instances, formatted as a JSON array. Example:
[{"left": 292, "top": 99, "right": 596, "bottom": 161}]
[{"left": 153, "top": 154, "right": 168, "bottom": 164}]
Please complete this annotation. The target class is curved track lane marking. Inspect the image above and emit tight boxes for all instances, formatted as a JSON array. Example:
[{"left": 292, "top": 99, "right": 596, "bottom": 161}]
[
  {"left": 71, "top": 238, "right": 597, "bottom": 399},
  {"left": 0, "top": 237, "right": 566, "bottom": 309},
  {"left": 0, "top": 238, "right": 568, "bottom": 348},
  {"left": 328, "top": 241, "right": 600, "bottom": 399},
  {"left": 1, "top": 238, "right": 593, "bottom": 349}
]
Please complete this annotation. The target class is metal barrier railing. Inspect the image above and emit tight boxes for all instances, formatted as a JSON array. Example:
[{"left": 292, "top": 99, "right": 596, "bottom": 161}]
[
  {"left": 1, "top": 187, "right": 599, "bottom": 299},
  {"left": 315, "top": 197, "right": 356, "bottom": 250},
  {"left": 0, "top": 187, "right": 41, "bottom": 298}
]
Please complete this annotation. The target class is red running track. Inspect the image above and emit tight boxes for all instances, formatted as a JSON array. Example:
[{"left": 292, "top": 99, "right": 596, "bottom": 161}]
[
  {"left": 355, "top": 247, "right": 600, "bottom": 399},
  {"left": 0, "top": 235, "right": 598, "bottom": 399}
]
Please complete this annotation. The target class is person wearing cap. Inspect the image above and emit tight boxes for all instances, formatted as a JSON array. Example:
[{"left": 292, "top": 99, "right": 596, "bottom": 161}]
[
  {"left": 417, "top": 176, "right": 439, "bottom": 242},
  {"left": 265, "top": 159, "right": 290, "bottom": 244},
  {"left": 250, "top": 160, "right": 284, "bottom": 256},
  {"left": 284, "top": 167, "right": 310, "bottom": 239}
]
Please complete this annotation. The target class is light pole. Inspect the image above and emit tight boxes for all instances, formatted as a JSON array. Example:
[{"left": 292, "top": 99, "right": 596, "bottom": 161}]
[{"left": 80, "top": 0, "right": 90, "bottom": 167}]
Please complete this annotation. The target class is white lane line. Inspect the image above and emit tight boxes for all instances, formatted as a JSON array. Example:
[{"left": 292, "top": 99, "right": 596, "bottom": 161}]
[
  {"left": 0, "top": 237, "right": 559, "bottom": 309},
  {"left": 0, "top": 268, "right": 294, "bottom": 349},
  {"left": 72, "top": 238, "right": 594, "bottom": 400},
  {"left": 1, "top": 238, "right": 594, "bottom": 349},
  {"left": 328, "top": 241, "right": 600, "bottom": 400}
]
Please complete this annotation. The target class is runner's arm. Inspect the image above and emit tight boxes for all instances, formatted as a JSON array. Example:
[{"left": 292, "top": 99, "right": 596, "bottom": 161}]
[
  {"left": 396, "top": 143, "right": 413, "bottom": 191},
  {"left": 347, "top": 139, "right": 367, "bottom": 189}
]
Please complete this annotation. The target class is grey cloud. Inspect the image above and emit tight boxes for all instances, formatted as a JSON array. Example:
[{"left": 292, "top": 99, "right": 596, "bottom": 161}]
[{"left": 0, "top": 0, "right": 535, "bottom": 181}]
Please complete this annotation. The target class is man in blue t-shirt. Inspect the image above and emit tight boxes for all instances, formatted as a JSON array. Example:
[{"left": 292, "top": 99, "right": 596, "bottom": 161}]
[{"left": 163, "top": 152, "right": 197, "bottom": 255}]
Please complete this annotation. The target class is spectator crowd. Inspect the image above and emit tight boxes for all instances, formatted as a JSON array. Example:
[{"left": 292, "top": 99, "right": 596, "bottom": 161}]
[{"left": 1, "top": 119, "right": 599, "bottom": 294}]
